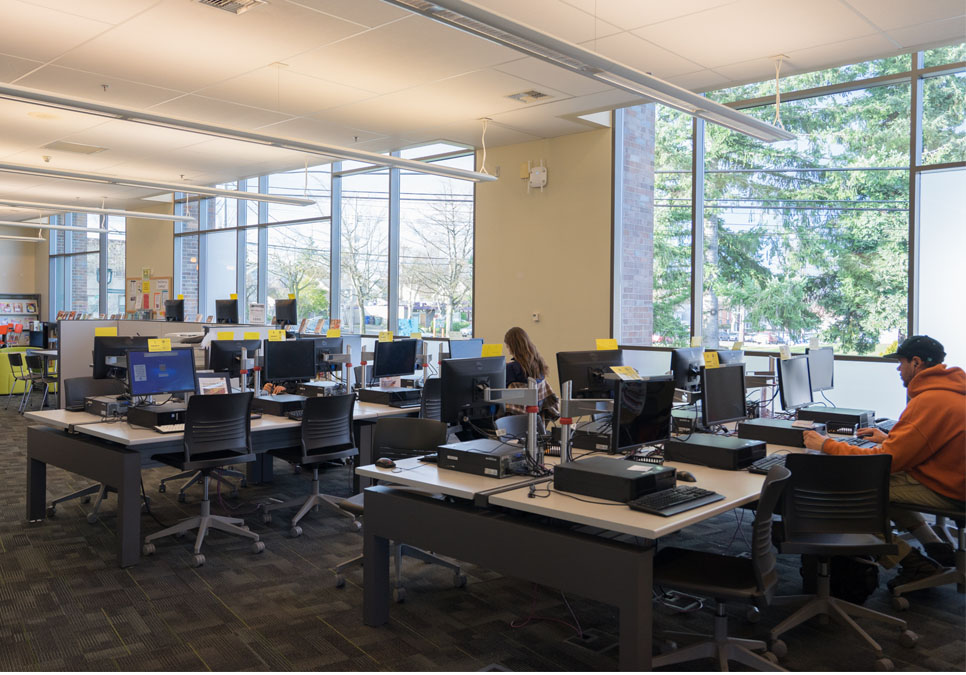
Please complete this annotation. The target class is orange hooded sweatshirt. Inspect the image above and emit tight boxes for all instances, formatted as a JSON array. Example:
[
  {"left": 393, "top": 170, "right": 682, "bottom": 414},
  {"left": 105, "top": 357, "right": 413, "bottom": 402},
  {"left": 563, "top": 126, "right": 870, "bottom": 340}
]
[{"left": 820, "top": 364, "right": 965, "bottom": 502}]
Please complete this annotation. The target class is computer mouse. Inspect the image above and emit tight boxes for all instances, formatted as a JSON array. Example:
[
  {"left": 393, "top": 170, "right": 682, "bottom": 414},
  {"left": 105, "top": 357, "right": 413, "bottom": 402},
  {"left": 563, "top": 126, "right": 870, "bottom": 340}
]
[
  {"left": 676, "top": 470, "right": 697, "bottom": 483},
  {"left": 375, "top": 457, "right": 396, "bottom": 469}
]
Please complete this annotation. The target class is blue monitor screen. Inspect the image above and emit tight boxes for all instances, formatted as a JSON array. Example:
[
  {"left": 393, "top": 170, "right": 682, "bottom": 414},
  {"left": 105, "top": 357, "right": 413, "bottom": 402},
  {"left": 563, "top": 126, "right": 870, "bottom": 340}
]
[
  {"left": 127, "top": 348, "right": 196, "bottom": 396},
  {"left": 449, "top": 338, "right": 483, "bottom": 359}
]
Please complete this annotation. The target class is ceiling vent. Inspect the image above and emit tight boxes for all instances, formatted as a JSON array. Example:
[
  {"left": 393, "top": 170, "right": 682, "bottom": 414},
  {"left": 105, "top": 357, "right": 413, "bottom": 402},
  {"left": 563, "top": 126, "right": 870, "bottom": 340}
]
[
  {"left": 42, "top": 141, "right": 107, "bottom": 155},
  {"left": 196, "top": 0, "right": 266, "bottom": 15},
  {"left": 507, "top": 90, "right": 550, "bottom": 104}
]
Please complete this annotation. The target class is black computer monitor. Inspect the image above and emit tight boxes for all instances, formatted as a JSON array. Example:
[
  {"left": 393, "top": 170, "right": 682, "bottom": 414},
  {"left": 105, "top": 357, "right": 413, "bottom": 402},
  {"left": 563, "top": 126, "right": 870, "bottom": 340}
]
[
  {"left": 372, "top": 339, "right": 418, "bottom": 379},
  {"left": 440, "top": 356, "right": 506, "bottom": 426},
  {"left": 806, "top": 346, "right": 834, "bottom": 392},
  {"left": 263, "top": 339, "right": 316, "bottom": 383},
  {"left": 611, "top": 376, "right": 676, "bottom": 453},
  {"left": 274, "top": 298, "right": 297, "bottom": 327},
  {"left": 208, "top": 339, "right": 261, "bottom": 377},
  {"left": 300, "top": 336, "right": 343, "bottom": 373},
  {"left": 716, "top": 349, "right": 744, "bottom": 365},
  {"left": 126, "top": 347, "right": 196, "bottom": 397},
  {"left": 671, "top": 347, "right": 705, "bottom": 392},
  {"left": 92, "top": 335, "right": 154, "bottom": 379},
  {"left": 778, "top": 355, "right": 814, "bottom": 412},
  {"left": 448, "top": 338, "right": 483, "bottom": 359},
  {"left": 556, "top": 349, "right": 624, "bottom": 396},
  {"left": 164, "top": 298, "right": 184, "bottom": 322},
  {"left": 700, "top": 363, "right": 748, "bottom": 427},
  {"left": 215, "top": 299, "right": 238, "bottom": 324}
]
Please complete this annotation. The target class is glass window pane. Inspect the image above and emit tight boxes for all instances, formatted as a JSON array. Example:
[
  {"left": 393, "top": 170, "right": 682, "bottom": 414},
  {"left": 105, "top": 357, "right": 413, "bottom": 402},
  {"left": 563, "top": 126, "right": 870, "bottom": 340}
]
[
  {"left": 175, "top": 194, "right": 200, "bottom": 233},
  {"left": 399, "top": 155, "right": 474, "bottom": 338},
  {"left": 266, "top": 166, "right": 331, "bottom": 223},
  {"left": 922, "top": 71, "right": 966, "bottom": 165},
  {"left": 340, "top": 170, "right": 388, "bottom": 335},
  {"left": 202, "top": 229, "right": 237, "bottom": 318},
  {"left": 266, "top": 221, "right": 330, "bottom": 325},
  {"left": 703, "top": 85, "right": 910, "bottom": 355},
  {"left": 244, "top": 227, "right": 259, "bottom": 318},
  {"left": 923, "top": 42, "right": 966, "bottom": 68},
  {"left": 65, "top": 253, "right": 100, "bottom": 314},
  {"left": 106, "top": 216, "right": 125, "bottom": 317},
  {"left": 176, "top": 234, "right": 200, "bottom": 319},
  {"left": 209, "top": 183, "right": 237, "bottom": 229}
]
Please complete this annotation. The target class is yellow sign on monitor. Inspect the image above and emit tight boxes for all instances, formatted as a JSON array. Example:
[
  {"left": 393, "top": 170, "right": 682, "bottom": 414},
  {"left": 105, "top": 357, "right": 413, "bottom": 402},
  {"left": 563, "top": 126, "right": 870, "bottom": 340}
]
[
  {"left": 690, "top": 335, "right": 703, "bottom": 348},
  {"left": 243, "top": 331, "right": 260, "bottom": 340},
  {"left": 732, "top": 341, "right": 744, "bottom": 351},
  {"left": 326, "top": 328, "right": 341, "bottom": 338},
  {"left": 410, "top": 332, "right": 421, "bottom": 339},
  {"left": 703, "top": 351, "right": 720, "bottom": 369},
  {"left": 287, "top": 293, "right": 295, "bottom": 300},
  {"left": 378, "top": 331, "right": 393, "bottom": 342},
  {"left": 177, "top": 294, "right": 184, "bottom": 300},
  {"left": 94, "top": 327, "right": 117, "bottom": 337},
  {"left": 481, "top": 343, "right": 503, "bottom": 358},
  {"left": 779, "top": 345, "right": 792, "bottom": 360},
  {"left": 229, "top": 293, "right": 237, "bottom": 300},
  {"left": 148, "top": 338, "right": 171, "bottom": 353},
  {"left": 596, "top": 338, "right": 618, "bottom": 351},
  {"left": 268, "top": 329, "right": 286, "bottom": 342},
  {"left": 217, "top": 331, "right": 234, "bottom": 340},
  {"left": 610, "top": 365, "right": 641, "bottom": 380}
]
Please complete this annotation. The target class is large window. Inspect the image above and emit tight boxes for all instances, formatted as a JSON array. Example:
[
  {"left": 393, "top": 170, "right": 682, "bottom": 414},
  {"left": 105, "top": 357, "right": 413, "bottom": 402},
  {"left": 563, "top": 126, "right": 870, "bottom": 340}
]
[
  {"left": 49, "top": 213, "right": 125, "bottom": 318},
  {"left": 339, "top": 165, "right": 389, "bottom": 335}
]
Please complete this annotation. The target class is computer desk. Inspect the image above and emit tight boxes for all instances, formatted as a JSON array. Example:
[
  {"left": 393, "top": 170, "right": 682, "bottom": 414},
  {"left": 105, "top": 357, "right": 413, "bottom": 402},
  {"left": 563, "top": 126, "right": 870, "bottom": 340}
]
[
  {"left": 23, "top": 400, "right": 410, "bottom": 567},
  {"left": 356, "top": 447, "right": 800, "bottom": 671}
]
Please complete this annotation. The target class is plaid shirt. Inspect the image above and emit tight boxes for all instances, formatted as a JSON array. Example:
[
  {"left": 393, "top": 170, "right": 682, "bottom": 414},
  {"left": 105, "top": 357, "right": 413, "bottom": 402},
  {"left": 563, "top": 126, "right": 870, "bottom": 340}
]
[{"left": 505, "top": 377, "right": 560, "bottom": 422}]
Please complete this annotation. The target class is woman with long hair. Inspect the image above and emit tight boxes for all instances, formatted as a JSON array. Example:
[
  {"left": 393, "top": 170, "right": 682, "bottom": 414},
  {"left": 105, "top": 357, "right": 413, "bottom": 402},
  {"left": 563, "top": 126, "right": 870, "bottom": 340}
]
[{"left": 503, "top": 326, "right": 559, "bottom": 421}]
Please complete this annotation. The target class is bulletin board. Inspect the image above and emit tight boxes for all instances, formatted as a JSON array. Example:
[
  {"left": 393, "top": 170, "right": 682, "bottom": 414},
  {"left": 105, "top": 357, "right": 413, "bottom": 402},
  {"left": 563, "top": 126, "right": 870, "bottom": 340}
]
[{"left": 126, "top": 276, "right": 173, "bottom": 314}]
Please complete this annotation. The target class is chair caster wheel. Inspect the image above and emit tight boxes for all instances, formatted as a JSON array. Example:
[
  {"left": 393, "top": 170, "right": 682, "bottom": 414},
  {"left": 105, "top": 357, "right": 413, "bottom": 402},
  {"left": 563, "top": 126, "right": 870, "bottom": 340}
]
[
  {"left": 768, "top": 640, "right": 787, "bottom": 659},
  {"left": 177, "top": 493, "right": 187, "bottom": 503},
  {"left": 86, "top": 513, "right": 99, "bottom": 524},
  {"left": 252, "top": 541, "right": 265, "bottom": 554},
  {"left": 262, "top": 513, "right": 272, "bottom": 525},
  {"left": 142, "top": 543, "right": 156, "bottom": 556},
  {"left": 763, "top": 651, "right": 780, "bottom": 664},
  {"left": 875, "top": 657, "right": 894, "bottom": 671},
  {"left": 899, "top": 630, "right": 918, "bottom": 648},
  {"left": 393, "top": 588, "right": 406, "bottom": 603},
  {"left": 46, "top": 506, "right": 56, "bottom": 518},
  {"left": 892, "top": 596, "right": 910, "bottom": 611},
  {"left": 352, "top": 520, "right": 362, "bottom": 531},
  {"left": 453, "top": 573, "right": 467, "bottom": 588},
  {"left": 158, "top": 483, "right": 166, "bottom": 493},
  {"left": 192, "top": 554, "right": 206, "bottom": 567},
  {"left": 290, "top": 526, "right": 302, "bottom": 538},
  {"left": 240, "top": 525, "right": 250, "bottom": 531},
  {"left": 746, "top": 606, "right": 761, "bottom": 623},
  {"left": 335, "top": 574, "right": 346, "bottom": 588},
  {"left": 82, "top": 496, "right": 92, "bottom": 504}
]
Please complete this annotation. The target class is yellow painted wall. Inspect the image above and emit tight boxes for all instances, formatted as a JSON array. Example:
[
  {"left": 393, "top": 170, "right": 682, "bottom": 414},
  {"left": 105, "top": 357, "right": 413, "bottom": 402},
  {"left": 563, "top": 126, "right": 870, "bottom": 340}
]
[
  {"left": 125, "top": 201, "right": 175, "bottom": 280},
  {"left": 474, "top": 128, "right": 613, "bottom": 389}
]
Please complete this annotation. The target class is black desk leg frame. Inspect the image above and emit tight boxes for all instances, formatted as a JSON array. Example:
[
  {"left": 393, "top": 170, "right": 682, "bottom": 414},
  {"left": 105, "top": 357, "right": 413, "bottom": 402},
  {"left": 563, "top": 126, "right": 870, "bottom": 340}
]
[{"left": 362, "top": 486, "right": 654, "bottom": 671}]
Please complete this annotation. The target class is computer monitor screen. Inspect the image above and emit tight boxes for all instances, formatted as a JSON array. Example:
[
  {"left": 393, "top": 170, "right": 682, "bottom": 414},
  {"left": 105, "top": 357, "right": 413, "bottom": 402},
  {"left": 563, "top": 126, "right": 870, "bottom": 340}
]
[
  {"left": 700, "top": 363, "right": 748, "bottom": 427},
  {"left": 806, "top": 347, "right": 834, "bottom": 392},
  {"left": 215, "top": 299, "right": 238, "bottom": 324},
  {"left": 263, "top": 339, "right": 316, "bottom": 383},
  {"left": 716, "top": 349, "right": 744, "bottom": 365},
  {"left": 92, "top": 336, "right": 154, "bottom": 379},
  {"left": 301, "top": 336, "right": 343, "bottom": 373},
  {"left": 208, "top": 339, "right": 261, "bottom": 377},
  {"left": 778, "top": 355, "right": 813, "bottom": 411},
  {"left": 372, "top": 339, "right": 418, "bottom": 379},
  {"left": 448, "top": 338, "right": 483, "bottom": 359},
  {"left": 611, "top": 377, "right": 676, "bottom": 452},
  {"left": 556, "top": 349, "right": 624, "bottom": 397},
  {"left": 671, "top": 347, "right": 705, "bottom": 392},
  {"left": 440, "top": 356, "right": 506, "bottom": 425},
  {"left": 127, "top": 348, "right": 196, "bottom": 397},
  {"left": 274, "top": 298, "right": 297, "bottom": 326},
  {"left": 164, "top": 298, "right": 185, "bottom": 322}
]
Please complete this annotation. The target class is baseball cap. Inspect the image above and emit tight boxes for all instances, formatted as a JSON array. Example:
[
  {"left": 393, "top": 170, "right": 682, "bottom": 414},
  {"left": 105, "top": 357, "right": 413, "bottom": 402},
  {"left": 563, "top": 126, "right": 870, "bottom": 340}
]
[{"left": 884, "top": 335, "right": 946, "bottom": 364}]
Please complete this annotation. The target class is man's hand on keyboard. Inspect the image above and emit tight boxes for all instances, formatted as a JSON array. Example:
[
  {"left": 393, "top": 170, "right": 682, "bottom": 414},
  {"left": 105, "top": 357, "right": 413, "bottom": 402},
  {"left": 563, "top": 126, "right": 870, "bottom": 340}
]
[
  {"left": 262, "top": 383, "right": 286, "bottom": 396},
  {"left": 856, "top": 427, "right": 887, "bottom": 444},
  {"left": 802, "top": 429, "right": 828, "bottom": 452}
]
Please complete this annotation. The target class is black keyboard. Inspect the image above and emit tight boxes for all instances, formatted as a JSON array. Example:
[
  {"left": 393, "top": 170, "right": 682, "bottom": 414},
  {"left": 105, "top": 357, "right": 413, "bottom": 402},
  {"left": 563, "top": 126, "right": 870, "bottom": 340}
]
[
  {"left": 843, "top": 436, "right": 879, "bottom": 449},
  {"left": 627, "top": 486, "right": 723, "bottom": 517},
  {"left": 287, "top": 409, "right": 304, "bottom": 420},
  {"left": 388, "top": 400, "right": 421, "bottom": 409},
  {"left": 748, "top": 454, "right": 787, "bottom": 475},
  {"left": 876, "top": 418, "right": 898, "bottom": 433}
]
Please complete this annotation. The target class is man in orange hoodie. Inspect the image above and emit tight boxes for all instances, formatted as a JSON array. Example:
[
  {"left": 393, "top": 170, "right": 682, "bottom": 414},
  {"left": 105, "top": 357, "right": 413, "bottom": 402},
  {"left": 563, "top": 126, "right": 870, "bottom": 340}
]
[{"left": 803, "top": 335, "right": 965, "bottom": 585}]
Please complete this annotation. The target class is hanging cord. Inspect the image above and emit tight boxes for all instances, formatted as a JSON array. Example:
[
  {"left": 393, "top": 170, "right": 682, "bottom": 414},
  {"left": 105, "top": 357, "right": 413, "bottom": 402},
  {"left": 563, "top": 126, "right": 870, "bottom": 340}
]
[
  {"left": 773, "top": 56, "right": 786, "bottom": 129},
  {"left": 477, "top": 118, "right": 490, "bottom": 176}
]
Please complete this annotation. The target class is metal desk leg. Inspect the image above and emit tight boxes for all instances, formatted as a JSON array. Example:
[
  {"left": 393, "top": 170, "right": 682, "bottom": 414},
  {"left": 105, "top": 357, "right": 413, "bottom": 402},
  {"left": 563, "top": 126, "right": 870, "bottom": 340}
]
[
  {"left": 116, "top": 450, "right": 142, "bottom": 568},
  {"left": 618, "top": 545, "right": 654, "bottom": 671},
  {"left": 26, "top": 456, "right": 46, "bottom": 522},
  {"left": 363, "top": 527, "right": 390, "bottom": 626},
  {"left": 355, "top": 420, "right": 376, "bottom": 492}
]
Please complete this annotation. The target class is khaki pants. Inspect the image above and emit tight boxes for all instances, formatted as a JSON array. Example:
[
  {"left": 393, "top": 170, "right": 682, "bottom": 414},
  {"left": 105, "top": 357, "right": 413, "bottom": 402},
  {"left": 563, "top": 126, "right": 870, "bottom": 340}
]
[{"left": 883, "top": 472, "right": 963, "bottom": 567}]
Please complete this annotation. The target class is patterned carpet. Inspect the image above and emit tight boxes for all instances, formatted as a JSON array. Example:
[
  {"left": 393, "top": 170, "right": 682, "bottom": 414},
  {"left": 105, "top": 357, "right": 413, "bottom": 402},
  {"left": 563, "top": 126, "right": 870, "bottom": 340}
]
[{"left": 0, "top": 395, "right": 963, "bottom": 672}]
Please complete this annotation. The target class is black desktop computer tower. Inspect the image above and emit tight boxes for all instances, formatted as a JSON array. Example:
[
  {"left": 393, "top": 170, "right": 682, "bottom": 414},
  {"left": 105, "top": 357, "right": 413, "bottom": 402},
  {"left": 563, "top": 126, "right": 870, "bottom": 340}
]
[
  {"left": 796, "top": 407, "right": 874, "bottom": 433},
  {"left": 358, "top": 386, "right": 421, "bottom": 406},
  {"left": 127, "top": 402, "right": 187, "bottom": 429},
  {"left": 736, "top": 418, "right": 827, "bottom": 448},
  {"left": 251, "top": 393, "right": 306, "bottom": 416},
  {"left": 664, "top": 433, "right": 766, "bottom": 470},
  {"left": 554, "top": 456, "right": 676, "bottom": 502}
]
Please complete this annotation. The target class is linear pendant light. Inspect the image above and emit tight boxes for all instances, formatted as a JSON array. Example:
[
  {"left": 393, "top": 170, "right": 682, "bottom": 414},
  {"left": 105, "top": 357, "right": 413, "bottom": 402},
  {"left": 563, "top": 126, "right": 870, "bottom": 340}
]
[
  {"left": 381, "top": 0, "right": 795, "bottom": 143},
  {"left": 0, "top": 161, "right": 315, "bottom": 206},
  {"left": 0, "top": 233, "right": 45, "bottom": 243},
  {"left": 0, "top": 198, "right": 196, "bottom": 222},
  {"left": 0, "top": 219, "right": 105, "bottom": 233},
  {"left": 0, "top": 83, "right": 497, "bottom": 183}
]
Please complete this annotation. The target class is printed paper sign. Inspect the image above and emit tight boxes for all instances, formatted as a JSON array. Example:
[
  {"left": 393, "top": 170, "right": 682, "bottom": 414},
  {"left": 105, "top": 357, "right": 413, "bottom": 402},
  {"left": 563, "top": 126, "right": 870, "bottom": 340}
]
[
  {"left": 732, "top": 341, "right": 743, "bottom": 350},
  {"left": 148, "top": 338, "right": 171, "bottom": 352},
  {"left": 94, "top": 327, "right": 117, "bottom": 337},
  {"left": 610, "top": 365, "right": 641, "bottom": 380},
  {"left": 141, "top": 281, "right": 151, "bottom": 293},
  {"left": 703, "top": 351, "right": 720, "bottom": 368},
  {"left": 378, "top": 331, "right": 393, "bottom": 342},
  {"left": 596, "top": 338, "right": 618, "bottom": 351},
  {"left": 481, "top": 344, "right": 503, "bottom": 358},
  {"left": 690, "top": 335, "right": 703, "bottom": 348},
  {"left": 326, "top": 328, "right": 341, "bottom": 338},
  {"left": 229, "top": 293, "right": 237, "bottom": 300},
  {"left": 268, "top": 329, "right": 286, "bottom": 342},
  {"left": 410, "top": 332, "right": 421, "bottom": 339},
  {"left": 217, "top": 331, "right": 235, "bottom": 340},
  {"left": 779, "top": 345, "right": 792, "bottom": 360},
  {"left": 243, "top": 331, "right": 260, "bottom": 340}
]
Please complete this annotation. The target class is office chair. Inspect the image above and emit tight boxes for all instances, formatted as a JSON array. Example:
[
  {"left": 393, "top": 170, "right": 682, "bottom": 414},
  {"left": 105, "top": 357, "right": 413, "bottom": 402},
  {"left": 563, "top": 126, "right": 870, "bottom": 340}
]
[
  {"left": 142, "top": 392, "right": 265, "bottom": 567},
  {"left": 651, "top": 465, "right": 790, "bottom": 671},
  {"left": 333, "top": 417, "right": 466, "bottom": 602},
  {"left": 23, "top": 354, "right": 56, "bottom": 411},
  {"left": 419, "top": 377, "right": 441, "bottom": 420},
  {"left": 768, "top": 454, "right": 918, "bottom": 670},
  {"left": 261, "top": 393, "right": 359, "bottom": 537},
  {"left": 6, "top": 352, "right": 37, "bottom": 414},
  {"left": 889, "top": 502, "right": 965, "bottom": 610}
]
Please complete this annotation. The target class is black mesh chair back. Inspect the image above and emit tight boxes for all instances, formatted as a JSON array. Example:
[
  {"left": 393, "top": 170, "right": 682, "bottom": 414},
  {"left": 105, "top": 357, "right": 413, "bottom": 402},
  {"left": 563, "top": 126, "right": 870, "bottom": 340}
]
[
  {"left": 301, "top": 393, "right": 355, "bottom": 460},
  {"left": 783, "top": 453, "right": 892, "bottom": 540},
  {"left": 25, "top": 354, "right": 45, "bottom": 377},
  {"left": 751, "top": 465, "right": 791, "bottom": 598},
  {"left": 7, "top": 351, "right": 26, "bottom": 374},
  {"left": 63, "top": 377, "right": 125, "bottom": 409},
  {"left": 372, "top": 417, "right": 447, "bottom": 460},
  {"left": 183, "top": 392, "right": 254, "bottom": 464},
  {"left": 420, "top": 377, "right": 441, "bottom": 420}
]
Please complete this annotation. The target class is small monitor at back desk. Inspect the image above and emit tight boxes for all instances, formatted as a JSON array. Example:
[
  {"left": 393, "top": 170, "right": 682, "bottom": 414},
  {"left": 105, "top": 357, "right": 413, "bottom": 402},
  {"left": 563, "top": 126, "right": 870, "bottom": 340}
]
[
  {"left": 611, "top": 377, "right": 676, "bottom": 453},
  {"left": 671, "top": 347, "right": 705, "bottom": 393},
  {"left": 164, "top": 298, "right": 185, "bottom": 322},
  {"left": 806, "top": 347, "right": 834, "bottom": 393},
  {"left": 448, "top": 338, "right": 483, "bottom": 360},
  {"left": 214, "top": 299, "right": 239, "bottom": 324},
  {"left": 715, "top": 349, "right": 744, "bottom": 365},
  {"left": 263, "top": 339, "right": 316, "bottom": 383},
  {"left": 778, "top": 355, "right": 813, "bottom": 412},
  {"left": 274, "top": 298, "right": 297, "bottom": 327},
  {"left": 700, "top": 363, "right": 747, "bottom": 428},
  {"left": 372, "top": 339, "right": 418, "bottom": 379},
  {"left": 556, "top": 349, "right": 624, "bottom": 398},
  {"left": 92, "top": 335, "right": 154, "bottom": 379},
  {"left": 208, "top": 339, "right": 261, "bottom": 378}
]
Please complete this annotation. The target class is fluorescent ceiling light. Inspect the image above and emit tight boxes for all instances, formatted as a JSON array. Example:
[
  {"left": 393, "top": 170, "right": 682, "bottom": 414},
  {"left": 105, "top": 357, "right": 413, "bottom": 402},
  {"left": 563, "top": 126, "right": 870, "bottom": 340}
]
[
  {"left": 0, "top": 198, "right": 196, "bottom": 222},
  {"left": 381, "top": 0, "right": 795, "bottom": 143},
  {"left": 0, "top": 233, "right": 45, "bottom": 243},
  {"left": 0, "top": 162, "right": 315, "bottom": 206},
  {"left": 0, "top": 219, "right": 104, "bottom": 233},
  {"left": 0, "top": 83, "right": 497, "bottom": 183}
]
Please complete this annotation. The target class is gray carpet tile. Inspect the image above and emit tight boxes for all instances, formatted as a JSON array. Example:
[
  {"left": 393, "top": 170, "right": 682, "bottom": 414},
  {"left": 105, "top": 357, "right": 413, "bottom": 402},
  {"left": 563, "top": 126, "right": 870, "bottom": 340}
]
[{"left": 1, "top": 395, "right": 963, "bottom": 671}]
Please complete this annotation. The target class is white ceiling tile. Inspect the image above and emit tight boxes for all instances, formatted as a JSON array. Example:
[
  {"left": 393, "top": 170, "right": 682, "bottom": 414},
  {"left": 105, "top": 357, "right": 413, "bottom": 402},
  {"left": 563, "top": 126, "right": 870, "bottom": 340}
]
[
  {"left": 474, "top": 0, "right": 623, "bottom": 44},
  {"left": 844, "top": 0, "right": 965, "bottom": 31},
  {"left": 15, "top": 0, "right": 161, "bottom": 24},
  {"left": 16, "top": 66, "right": 185, "bottom": 108},
  {"left": 580, "top": 31, "right": 706, "bottom": 77},
  {"left": 1, "top": 0, "right": 113, "bottom": 61},
  {"left": 492, "top": 57, "right": 613, "bottom": 97},
  {"left": 561, "top": 0, "right": 740, "bottom": 31},
  {"left": 886, "top": 16, "right": 966, "bottom": 50},
  {"left": 58, "top": 118, "right": 215, "bottom": 157},
  {"left": 254, "top": 117, "right": 386, "bottom": 147},
  {"left": 148, "top": 95, "right": 293, "bottom": 130},
  {"left": 0, "top": 53, "right": 43, "bottom": 83},
  {"left": 282, "top": 0, "right": 410, "bottom": 28},
  {"left": 0, "top": 100, "right": 110, "bottom": 143},
  {"left": 666, "top": 69, "right": 733, "bottom": 93}
]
